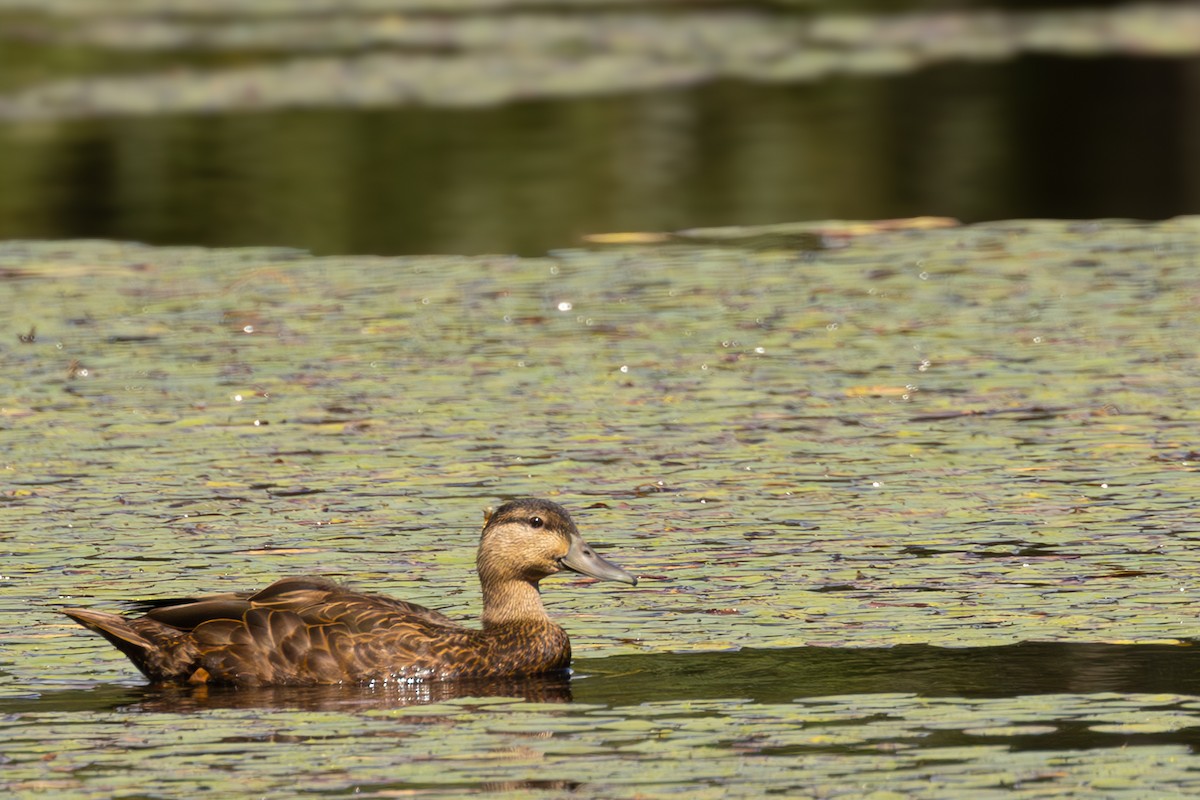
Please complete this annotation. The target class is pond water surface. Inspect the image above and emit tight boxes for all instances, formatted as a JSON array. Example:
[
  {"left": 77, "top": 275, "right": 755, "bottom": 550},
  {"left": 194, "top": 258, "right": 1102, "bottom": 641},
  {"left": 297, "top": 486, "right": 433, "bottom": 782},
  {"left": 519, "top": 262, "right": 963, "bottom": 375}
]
[
  {"left": 3, "top": 219, "right": 1200, "bottom": 796},
  {"left": 1, "top": 3, "right": 1199, "bottom": 255}
]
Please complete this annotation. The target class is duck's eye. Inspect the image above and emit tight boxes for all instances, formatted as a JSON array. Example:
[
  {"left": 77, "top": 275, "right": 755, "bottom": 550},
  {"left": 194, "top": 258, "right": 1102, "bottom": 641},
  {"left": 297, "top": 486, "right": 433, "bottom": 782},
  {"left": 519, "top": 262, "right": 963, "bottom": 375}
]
[{"left": 529, "top": 516, "right": 544, "bottom": 529}]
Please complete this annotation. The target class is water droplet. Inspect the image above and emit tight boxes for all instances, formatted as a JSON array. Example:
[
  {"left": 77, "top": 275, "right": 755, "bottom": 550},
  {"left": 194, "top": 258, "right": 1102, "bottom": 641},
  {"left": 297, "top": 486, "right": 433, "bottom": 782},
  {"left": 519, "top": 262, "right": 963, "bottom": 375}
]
[
  {"left": 619, "top": 365, "right": 629, "bottom": 373},
  {"left": 420, "top": 298, "right": 430, "bottom": 305},
  {"left": 557, "top": 301, "right": 573, "bottom": 311},
  {"left": 234, "top": 394, "right": 243, "bottom": 402},
  {"left": 754, "top": 347, "right": 765, "bottom": 354},
  {"left": 242, "top": 325, "right": 254, "bottom": 334},
  {"left": 1033, "top": 336, "right": 1043, "bottom": 343}
]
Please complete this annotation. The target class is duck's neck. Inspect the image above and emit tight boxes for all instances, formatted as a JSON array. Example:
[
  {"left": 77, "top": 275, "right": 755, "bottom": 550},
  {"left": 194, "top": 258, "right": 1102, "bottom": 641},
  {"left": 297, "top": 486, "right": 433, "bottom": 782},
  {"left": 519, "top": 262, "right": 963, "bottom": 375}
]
[{"left": 480, "top": 578, "right": 553, "bottom": 629}]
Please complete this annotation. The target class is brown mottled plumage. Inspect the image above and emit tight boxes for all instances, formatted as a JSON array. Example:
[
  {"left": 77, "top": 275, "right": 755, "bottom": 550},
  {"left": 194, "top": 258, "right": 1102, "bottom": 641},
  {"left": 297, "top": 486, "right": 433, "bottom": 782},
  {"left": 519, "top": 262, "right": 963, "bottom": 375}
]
[{"left": 62, "top": 499, "right": 637, "bottom": 686}]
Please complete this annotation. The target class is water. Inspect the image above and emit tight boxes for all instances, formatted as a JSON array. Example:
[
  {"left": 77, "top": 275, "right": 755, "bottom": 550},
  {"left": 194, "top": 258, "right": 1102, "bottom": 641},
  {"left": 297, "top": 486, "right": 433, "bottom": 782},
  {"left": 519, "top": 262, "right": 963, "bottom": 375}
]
[
  {"left": 8, "top": 646, "right": 1200, "bottom": 797},
  {"left": 0, "top": 56, "right": 1197, "bottom": 255}
]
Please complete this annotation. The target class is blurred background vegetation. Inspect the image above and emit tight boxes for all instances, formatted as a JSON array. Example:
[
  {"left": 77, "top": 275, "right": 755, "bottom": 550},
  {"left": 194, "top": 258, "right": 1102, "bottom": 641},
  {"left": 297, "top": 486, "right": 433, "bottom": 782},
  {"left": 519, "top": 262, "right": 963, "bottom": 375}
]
[{"left": 0, "top": 0, "right": 1197, "bottom": 255}]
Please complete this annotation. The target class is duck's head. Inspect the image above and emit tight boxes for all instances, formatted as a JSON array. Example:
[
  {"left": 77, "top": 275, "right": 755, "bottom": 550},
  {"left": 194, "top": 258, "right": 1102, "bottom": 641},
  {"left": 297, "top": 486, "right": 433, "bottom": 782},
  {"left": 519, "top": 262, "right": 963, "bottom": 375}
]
[{"left": 477, "top": 498, "right": 637, "bottom": 587}]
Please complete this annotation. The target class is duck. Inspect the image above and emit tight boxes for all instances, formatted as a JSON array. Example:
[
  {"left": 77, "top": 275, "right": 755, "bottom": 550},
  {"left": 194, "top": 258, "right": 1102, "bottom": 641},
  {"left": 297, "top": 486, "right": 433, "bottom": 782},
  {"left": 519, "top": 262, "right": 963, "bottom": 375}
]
[{"left": 61, "top": 498, "right": 637, "bottom": 686}]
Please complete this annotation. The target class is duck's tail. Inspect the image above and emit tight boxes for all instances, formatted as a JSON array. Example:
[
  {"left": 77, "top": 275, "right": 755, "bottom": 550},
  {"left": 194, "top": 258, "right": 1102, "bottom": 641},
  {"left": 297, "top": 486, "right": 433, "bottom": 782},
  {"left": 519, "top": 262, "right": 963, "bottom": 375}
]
[{"left": 62, "top": 608, "right": 156, "bottom": 679}]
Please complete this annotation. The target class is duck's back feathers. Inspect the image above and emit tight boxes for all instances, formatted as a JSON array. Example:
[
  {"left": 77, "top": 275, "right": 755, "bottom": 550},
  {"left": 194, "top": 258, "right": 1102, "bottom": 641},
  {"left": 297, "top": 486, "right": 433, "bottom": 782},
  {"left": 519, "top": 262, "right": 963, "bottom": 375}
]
[
  {"left": 140, "top": 576, "right": 457, "bottom": 631},
  {"left": 63, "top": 576, "right": 569, "bottom": 685}
]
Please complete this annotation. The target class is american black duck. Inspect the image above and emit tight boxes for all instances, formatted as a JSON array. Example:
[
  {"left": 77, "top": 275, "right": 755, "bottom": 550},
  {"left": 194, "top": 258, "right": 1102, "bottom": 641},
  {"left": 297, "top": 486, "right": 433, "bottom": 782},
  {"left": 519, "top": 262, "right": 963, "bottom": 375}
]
[{"left": 62, "top": 498, "right": 637, "bottom": 685}]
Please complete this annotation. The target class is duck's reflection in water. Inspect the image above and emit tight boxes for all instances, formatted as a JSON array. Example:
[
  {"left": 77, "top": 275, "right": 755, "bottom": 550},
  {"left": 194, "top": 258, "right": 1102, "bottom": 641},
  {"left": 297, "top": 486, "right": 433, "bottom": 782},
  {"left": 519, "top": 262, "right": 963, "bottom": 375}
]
[{"left": 131, "top": 672, "right": 574, "bottom": 713}]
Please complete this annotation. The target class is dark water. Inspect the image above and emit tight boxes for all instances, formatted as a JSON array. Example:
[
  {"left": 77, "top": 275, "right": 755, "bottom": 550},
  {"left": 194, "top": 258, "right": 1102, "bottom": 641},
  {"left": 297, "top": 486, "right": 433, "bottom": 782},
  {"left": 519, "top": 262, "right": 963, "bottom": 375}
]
[
  {"left": 1, "top": 56, "right": 1197, "bottom": 256},
  {"left": 11, "top": 642, "right": 1200, "bottom": 710},
  {"left": 579, "top": 643, "right": 1200, "bottom": 705}
]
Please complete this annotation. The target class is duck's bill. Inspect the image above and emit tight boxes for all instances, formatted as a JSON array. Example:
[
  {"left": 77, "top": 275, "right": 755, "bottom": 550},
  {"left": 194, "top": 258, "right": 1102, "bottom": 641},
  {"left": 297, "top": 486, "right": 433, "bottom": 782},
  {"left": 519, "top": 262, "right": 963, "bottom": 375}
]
[{"left": 562, "top": 536, "right": 638, "bottom": 586}]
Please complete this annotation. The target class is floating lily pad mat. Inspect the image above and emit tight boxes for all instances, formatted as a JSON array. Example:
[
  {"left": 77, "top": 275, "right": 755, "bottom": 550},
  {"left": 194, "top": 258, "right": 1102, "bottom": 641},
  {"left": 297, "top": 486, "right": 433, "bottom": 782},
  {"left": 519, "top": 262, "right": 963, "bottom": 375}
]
[
  {"left": 2, "top": 3, "right": 1199, "bottom": 119},
  {"left": 4, "top": 217, "right": 1200, "bottom": 795}
]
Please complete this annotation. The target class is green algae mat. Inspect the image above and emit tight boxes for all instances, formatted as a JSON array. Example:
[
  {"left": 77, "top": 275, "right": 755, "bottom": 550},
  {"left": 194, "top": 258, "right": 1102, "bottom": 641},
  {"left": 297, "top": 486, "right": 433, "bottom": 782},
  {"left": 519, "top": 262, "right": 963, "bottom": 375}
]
[{"left": 3, "top": 217, "right": 1200, "bottom": 796}]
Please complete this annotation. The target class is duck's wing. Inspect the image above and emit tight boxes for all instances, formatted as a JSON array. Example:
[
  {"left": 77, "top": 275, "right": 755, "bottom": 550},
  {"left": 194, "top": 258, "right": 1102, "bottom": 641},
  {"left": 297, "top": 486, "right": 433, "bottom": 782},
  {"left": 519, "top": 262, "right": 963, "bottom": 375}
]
[
  {"left": 65, "top": 576, "right": 471, "bottom": 684},
  {"left": 142, "top": 576, "right": 459, "bottom": 630},
  {"left": 136, "top": 576, "right": 470, "bottom": 684},
  {"left": 251, "top": 576, "right": 462, "bottom": 628}
]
